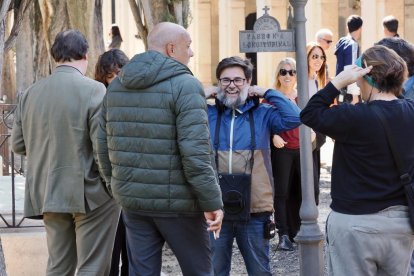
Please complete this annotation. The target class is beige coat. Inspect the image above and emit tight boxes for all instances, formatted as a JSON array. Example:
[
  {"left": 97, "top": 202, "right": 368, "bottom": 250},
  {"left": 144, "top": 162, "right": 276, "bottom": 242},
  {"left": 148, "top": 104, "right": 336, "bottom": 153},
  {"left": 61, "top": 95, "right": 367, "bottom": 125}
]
[{"left": 11, "top": 65, "right": 112, "bottom": 218}]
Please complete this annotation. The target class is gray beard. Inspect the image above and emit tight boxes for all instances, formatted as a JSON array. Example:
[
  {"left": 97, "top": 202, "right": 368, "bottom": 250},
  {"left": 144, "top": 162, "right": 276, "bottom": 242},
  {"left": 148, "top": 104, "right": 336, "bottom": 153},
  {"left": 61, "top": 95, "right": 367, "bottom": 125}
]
[{"left": 217, "top": 87, "right": 248, "bottom": 109}]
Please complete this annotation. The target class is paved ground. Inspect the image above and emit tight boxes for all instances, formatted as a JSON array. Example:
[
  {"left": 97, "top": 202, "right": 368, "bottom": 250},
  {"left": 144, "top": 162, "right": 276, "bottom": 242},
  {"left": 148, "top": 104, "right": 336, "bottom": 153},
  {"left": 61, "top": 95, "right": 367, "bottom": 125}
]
[{"left": 0, "top": 140, "right": 334, "bottom": 275}]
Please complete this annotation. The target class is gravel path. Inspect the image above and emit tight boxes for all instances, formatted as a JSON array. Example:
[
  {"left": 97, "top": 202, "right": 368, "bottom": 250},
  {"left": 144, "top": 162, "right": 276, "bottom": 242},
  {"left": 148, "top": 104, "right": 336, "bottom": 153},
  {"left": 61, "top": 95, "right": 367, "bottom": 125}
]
[
  {"left": 161, "top": 142, "right": 334, "bottom": 276},
  {"left": 0, "top": 143, "right": 334, "bottom": 276}
]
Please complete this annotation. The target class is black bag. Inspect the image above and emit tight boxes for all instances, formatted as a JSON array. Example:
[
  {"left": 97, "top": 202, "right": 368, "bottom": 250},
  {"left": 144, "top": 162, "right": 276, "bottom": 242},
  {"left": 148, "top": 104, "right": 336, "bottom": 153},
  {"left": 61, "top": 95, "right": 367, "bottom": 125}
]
[
  {"left": 404, "top": 181, "right": 414, "bottom": 229},
  {"left": 218, "top": 173, "right": 251, "bottom": 221},
  {"left": 371, "top": 104, "right": 414, "bottom": 229},
  {"left": 214, "top": 109, "right": 255, "bottom": 222}
]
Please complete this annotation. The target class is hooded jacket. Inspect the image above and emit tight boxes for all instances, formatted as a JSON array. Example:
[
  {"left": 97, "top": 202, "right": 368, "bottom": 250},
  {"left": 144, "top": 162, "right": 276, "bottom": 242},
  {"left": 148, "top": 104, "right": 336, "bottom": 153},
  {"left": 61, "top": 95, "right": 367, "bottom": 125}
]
[
  {"left": 96, "top": 50, "right": 223, "bottom": 216},
  {"left": 335, "top": 35, "right": 360, "bottom": 76},
  {"left": 208, "top": 91, "right": 301, "bottom": 213}
]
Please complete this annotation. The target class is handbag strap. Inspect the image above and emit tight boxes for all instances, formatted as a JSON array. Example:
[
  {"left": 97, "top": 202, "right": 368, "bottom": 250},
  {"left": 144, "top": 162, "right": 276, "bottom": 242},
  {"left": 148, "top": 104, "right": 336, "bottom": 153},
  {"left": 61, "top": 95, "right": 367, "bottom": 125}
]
[
  {"left": 370, "top": 104, "right": 411, "bottom": 184},
  {"left": 213, "top": 108, "right": 256, "bottom": 172}
]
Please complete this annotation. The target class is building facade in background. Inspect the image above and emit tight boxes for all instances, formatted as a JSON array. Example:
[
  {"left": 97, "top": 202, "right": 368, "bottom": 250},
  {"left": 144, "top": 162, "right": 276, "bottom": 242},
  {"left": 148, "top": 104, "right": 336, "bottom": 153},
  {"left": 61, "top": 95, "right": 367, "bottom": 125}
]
[{"left": 103, "top": 0, "right": 414, "bottom": 87}]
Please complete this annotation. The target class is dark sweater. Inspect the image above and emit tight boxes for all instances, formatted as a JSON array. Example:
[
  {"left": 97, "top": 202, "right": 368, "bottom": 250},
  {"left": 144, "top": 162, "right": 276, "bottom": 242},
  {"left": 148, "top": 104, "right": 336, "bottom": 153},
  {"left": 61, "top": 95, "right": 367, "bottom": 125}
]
[{"left": 301, "top": 82, "right": 414, "bottom": 214}]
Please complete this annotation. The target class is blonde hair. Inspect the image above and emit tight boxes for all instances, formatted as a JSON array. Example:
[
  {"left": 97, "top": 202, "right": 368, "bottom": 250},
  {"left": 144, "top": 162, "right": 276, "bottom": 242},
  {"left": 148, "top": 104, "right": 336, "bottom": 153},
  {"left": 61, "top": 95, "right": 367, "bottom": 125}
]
[
  {"left": 307, "top": 42, "right": 327, "bottom": 88},
  {"left": 274, "top": 57, "right": 297, "bottom": 90}
]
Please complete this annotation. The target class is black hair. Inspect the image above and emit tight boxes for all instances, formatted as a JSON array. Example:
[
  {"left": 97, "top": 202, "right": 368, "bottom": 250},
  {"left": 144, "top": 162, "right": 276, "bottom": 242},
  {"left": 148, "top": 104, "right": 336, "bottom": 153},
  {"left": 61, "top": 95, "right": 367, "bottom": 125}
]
[
  {"left": 111, "top": 25, "right": 123, "bottom": 41},
  {"left": 347, "top": 15, "right": 363, "bottom": 33},
  {"left": 94, "top": 49, "right": 129, "bottom": 87},
  {"left": 383, "top": 16, "right": 398, "bottom": 34},
  {"left": 216, "top": 56, "right": 254, "bottom": 81},
  {"left": 51, "top": 30, "right": 88, "bottom": 63},
  {"left": 376, "top": 37, "right": 414, "bottom": 77}
]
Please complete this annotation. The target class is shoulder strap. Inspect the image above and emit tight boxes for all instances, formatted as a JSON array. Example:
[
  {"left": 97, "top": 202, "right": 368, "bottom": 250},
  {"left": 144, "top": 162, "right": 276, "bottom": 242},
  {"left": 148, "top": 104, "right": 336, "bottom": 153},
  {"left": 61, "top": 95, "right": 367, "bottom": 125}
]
[
  {"left": 214, "top": 108, "right": 256, "bottom": 172},
  {"left": 370, "top": 104, "right": 411, "bottom": 184}
]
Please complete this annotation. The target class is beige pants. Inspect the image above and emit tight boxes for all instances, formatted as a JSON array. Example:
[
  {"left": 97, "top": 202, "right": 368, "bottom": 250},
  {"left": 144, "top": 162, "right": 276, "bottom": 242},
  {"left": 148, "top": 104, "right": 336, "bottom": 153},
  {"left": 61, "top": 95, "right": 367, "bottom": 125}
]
[
  {"left": 43, "top": 199, "right": 120, "bottom": 276},
  {"left": 326, "top": 206, "right": 414, "bottom": 276}
]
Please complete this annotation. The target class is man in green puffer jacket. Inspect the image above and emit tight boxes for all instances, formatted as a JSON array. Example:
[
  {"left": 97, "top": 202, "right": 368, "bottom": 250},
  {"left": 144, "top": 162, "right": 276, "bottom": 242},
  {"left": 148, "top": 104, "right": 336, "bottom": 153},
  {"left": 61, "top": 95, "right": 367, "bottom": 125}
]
[{"left": 96, "top": 22, "right": 223, "bottom": 275}]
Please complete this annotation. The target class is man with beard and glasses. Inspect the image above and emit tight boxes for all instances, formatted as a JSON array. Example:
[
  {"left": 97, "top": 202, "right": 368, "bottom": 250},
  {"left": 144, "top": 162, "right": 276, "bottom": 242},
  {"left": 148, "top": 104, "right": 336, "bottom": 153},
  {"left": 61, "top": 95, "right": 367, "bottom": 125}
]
[{"left": 204, "top": 56, "right": 301, "bottom": 275}]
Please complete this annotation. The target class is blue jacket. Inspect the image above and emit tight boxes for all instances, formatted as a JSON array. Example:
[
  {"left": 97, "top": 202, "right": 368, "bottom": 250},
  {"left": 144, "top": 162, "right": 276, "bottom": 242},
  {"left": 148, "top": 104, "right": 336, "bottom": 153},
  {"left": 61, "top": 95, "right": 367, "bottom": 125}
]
[
  {"left": 335, "top": 35, "right": 360, "bottom": 76},
  {"left": 403, "top": 76, "right": 414, "bottom": 100},
  {"left": 208, "top": 90, "right": 301, "bottom": 213}
]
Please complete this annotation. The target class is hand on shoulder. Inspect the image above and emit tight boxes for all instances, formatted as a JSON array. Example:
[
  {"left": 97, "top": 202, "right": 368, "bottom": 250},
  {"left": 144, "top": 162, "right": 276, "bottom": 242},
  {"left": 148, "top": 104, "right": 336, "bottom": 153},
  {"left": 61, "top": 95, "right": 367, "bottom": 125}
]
[
  {"left": 204, "top": 86, "right": 219, "bottom": 99},
  {"left": 248, "top": 85, "right": 268, "bottom": 97}
]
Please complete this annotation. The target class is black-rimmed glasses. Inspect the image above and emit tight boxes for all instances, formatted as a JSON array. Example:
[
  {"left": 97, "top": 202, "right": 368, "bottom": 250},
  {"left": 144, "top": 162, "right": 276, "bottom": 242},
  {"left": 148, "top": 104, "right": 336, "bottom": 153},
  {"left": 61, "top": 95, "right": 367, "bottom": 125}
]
[
  {"left": 219, "top": 78, "right": 246, "bottom": 86},
  {"left": 279, "top": 69, "right": 297, "bottom": 76}
]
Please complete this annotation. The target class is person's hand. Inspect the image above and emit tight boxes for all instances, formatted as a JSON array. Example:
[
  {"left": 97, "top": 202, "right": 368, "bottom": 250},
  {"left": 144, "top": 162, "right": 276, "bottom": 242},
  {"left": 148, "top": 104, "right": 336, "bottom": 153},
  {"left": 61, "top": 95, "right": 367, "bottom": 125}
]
[
  {"left": 331, "top": 64, "right": 372, "bottom": 90},
  {"left": 204, "top": 86, "right": 219, "bottom": 99},
  {"left": 311, "top": 130, "right": 316, "bottom": 142},
  {"left": 248, "top": 85, "right": 268, "bottom": 97},
  {"left": 272, "top": 135, "right": 287, "bottom": 148},
  {"left": 204, "top": 209, "right": 224, "bottom": 239}
]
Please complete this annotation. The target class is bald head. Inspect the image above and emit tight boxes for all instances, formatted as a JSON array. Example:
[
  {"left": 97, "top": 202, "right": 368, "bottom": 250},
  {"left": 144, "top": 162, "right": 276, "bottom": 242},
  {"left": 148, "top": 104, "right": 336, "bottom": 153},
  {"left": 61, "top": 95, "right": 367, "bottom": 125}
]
[
  {"left": 148, "top": 22, "right": 187, "bottom": 52},
  {"left": 147, "top": 22, "right": 194, "bottom": 65}
]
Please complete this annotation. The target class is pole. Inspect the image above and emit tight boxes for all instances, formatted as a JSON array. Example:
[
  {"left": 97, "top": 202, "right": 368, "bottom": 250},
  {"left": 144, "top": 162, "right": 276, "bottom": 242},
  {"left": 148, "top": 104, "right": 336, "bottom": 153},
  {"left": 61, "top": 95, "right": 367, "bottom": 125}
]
[
  {"left": 289, "top": 1, "right": 324, "bottom": 275},
  {"left": 111, "top": 0, "right": 116, "bottom": 24}
]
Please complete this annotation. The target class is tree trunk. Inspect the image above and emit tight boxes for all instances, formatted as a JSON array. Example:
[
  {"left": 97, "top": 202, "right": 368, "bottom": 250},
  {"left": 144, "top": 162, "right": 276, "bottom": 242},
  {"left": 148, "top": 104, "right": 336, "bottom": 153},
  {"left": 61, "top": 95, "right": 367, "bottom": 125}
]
[
  {"left": 1, "top": 13, "right": 16, "bottom": 103},
  {"left": 128, "top": 0, "right": 192, "bottom": 50},
  {"left": 15, "top": 0, "right": 105, "bottom": 97}
]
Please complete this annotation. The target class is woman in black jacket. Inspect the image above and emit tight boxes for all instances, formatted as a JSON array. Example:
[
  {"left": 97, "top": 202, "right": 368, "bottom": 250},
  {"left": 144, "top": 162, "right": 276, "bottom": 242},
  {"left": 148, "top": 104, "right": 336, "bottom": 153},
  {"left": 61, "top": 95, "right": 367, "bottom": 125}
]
[{"left": 301, "top": 45, "right": 414, "bottom": 276}]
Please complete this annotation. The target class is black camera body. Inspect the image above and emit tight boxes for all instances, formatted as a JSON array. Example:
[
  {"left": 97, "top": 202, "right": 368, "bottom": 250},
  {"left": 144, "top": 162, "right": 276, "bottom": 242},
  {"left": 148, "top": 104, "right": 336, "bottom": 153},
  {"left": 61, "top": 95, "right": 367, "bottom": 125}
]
[{"left": 264, "top": 220, "right": 276, "bottom": 239}]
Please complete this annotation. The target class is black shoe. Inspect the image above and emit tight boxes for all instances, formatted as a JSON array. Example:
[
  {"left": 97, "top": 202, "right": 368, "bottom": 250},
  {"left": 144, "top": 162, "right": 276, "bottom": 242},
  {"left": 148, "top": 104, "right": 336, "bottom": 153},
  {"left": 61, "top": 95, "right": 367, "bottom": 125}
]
[{"left": 278, "top": 235, "right": 294, "bottom": 251}]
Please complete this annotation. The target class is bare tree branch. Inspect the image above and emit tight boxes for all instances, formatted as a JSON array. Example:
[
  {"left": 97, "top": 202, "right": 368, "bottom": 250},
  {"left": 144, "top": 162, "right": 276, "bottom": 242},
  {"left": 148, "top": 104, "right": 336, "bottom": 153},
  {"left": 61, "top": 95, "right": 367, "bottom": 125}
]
[
  {"left": 173, "top": 1, "right": 182, "bottom": 26},
  {"left": 141, "top": 0, "right": 154, "bottom": 30},
  {"left": 0, "top": 0, "right": 12, "bottom": 22},
  {"left": 128, "top": 0, "right": 148, "bottom": 49},
  {"left": 4, "top": 0, "right": 32, "bottom": 52}
]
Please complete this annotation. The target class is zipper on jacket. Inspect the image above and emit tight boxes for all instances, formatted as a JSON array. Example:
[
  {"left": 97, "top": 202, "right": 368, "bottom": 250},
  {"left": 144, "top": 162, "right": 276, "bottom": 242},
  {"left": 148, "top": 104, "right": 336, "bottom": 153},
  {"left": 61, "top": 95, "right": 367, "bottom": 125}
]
[{"left": 228, "top": 108, "right": 236, "bottom": 173}]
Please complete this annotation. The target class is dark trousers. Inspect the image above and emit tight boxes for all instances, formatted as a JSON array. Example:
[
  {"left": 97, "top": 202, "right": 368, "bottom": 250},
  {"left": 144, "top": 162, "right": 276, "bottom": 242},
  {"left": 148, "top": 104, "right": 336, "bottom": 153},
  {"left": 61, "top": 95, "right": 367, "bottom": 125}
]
[
  {"left": 109, "top": 212, "right": 128, "bottom": 276},
  {"left": 272, "top": 147, "right": 320, "bottom": 240},
  {"left": 122, "top": 211, "right": 214, "bottom": 276},
  {"left": 272, "top": 147, "right": 301, "bottom": 239}
]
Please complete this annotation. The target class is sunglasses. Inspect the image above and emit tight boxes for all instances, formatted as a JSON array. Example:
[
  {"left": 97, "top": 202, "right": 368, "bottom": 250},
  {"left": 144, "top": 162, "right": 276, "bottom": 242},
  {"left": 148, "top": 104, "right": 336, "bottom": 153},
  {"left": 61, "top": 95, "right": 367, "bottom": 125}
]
[
  {"left": 311, "top": 54, "right": 326, "bottom": 61},
  {"left": 279, "top": 69, "right": 297, "bottom": 76},
  {"left": 321, "top": 38, "right": 333, "bottom": 44}
]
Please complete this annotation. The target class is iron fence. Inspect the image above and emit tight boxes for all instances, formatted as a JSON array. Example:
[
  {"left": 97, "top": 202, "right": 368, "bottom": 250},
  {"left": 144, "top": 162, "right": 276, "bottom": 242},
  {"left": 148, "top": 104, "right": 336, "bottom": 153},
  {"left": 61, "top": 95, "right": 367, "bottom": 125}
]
[{"left": 0, "top": 103, "right": 27, "bottom": 228}]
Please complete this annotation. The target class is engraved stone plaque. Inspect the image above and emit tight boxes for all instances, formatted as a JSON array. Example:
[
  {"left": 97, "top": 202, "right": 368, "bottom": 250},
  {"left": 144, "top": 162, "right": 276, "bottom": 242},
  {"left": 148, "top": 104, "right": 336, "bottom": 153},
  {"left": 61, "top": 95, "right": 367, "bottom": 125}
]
[{"left": 239, "top": 6, "right": 295, "bottom": 53}]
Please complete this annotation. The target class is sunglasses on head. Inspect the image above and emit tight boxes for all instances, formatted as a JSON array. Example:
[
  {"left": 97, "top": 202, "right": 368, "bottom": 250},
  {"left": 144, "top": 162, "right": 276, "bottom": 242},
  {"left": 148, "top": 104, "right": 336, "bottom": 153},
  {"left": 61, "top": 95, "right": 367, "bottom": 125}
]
[
  {"left": 279, "top": 69, "right": 297, "bottom": 76},
  {"left": 311, "top": 54, "right": 326, "bottom": 61}
]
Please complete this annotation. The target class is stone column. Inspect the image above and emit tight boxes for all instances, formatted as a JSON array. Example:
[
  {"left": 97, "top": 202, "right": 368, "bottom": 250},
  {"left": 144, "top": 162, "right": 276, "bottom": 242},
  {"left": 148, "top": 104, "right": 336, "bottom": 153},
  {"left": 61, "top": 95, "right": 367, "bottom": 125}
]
[
  {"left": 289, "top": 1, "right": 324, "bottom": 275},
  {"left": 187, "top": 0, "right": 214, "bottom": 86},
  {"left": 405, "top": 0, "right": 414, "bottom": 43},
  {"left": 360, "top": 0, "right": 405, "bottom": 51},
  {"left": 218, "top": 0, "right": 246, "bottom": 60},
  {"left": 305, "top": 0, "right": 339, "bottom": 79}
]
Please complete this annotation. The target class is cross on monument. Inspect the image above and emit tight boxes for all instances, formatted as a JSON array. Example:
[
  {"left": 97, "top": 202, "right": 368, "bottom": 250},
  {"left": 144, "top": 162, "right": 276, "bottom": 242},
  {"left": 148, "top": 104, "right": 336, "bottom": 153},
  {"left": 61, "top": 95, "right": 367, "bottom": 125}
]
[{"left": 262, "top": 5, "right": 270, "bottom": 15}]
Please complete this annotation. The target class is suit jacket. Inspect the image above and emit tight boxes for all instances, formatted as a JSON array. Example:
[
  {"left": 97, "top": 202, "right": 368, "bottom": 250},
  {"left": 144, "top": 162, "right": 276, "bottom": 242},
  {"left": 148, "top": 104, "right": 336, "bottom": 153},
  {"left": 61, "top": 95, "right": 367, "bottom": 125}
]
[{"left": 11, "top": 65, "right": 112, "bottom": 218}]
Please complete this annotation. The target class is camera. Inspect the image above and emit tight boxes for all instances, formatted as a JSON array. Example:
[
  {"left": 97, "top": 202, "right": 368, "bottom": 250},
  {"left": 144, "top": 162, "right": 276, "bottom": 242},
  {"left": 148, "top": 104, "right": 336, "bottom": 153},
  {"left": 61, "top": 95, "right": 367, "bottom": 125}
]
[{"left": 264, "top": 219, "right": 276, "bottom": 239}]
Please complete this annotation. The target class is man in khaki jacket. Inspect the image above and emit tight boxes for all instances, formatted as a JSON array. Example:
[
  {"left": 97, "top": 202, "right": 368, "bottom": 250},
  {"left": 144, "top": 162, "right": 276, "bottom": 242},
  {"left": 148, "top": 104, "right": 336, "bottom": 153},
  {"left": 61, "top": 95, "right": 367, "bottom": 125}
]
[{"left": 11, "top": 30, "right": 120, "bottom": 276}]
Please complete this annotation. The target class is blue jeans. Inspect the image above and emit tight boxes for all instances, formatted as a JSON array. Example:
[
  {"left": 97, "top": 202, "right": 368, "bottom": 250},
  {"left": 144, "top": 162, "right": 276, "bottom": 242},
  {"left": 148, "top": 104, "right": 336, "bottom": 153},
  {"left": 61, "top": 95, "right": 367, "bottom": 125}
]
[{"left": 211, "top": 213, "right": 272, "bottom": 276}]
